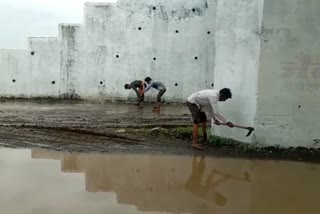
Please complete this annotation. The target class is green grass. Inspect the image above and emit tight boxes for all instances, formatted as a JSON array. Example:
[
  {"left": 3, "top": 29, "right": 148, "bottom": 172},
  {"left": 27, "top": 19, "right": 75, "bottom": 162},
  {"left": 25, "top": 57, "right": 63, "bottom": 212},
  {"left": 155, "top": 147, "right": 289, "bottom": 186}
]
[
  {"left": 171, "top": 126, "right": 259, "bottom": 152},
  {"left": 147, "top": 126, "right": 259, "bottom": 152}
]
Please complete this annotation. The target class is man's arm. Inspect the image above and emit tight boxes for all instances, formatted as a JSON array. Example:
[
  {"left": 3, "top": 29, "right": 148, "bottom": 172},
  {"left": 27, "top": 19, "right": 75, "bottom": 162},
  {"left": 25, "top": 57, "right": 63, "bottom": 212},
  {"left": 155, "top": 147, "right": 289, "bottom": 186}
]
[
  {"left": 141, "top": 82, "right": 146, "bottom": 90},
  {"left": 142, "top": 82, "right": 153, "bottom": 94},
  {"left": 208, "top": 96, "right": 227, "bottom": 124}
]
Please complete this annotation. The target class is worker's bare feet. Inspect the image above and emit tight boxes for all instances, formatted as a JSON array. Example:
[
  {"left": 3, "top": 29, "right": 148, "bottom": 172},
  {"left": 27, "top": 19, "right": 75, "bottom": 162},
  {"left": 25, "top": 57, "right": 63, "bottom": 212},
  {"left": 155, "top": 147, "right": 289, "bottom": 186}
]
[
  {"left": 192, "top": 143, "right": 204, "bottom": 150},
  {"left": 152, "top": 106, "right": 160, "bottom": 113}
]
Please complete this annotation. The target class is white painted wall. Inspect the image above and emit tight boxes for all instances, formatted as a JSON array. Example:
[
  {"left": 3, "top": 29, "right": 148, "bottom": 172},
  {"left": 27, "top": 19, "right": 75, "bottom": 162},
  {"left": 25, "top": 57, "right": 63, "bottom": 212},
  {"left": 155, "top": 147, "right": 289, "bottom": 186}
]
[
  {"left": 212, "top": 0, "right": 264, "bottom": 143},
  {"left": 1, "top": 0, "right": 319, "bottom": 147},
  {"left": 254, "top": 0, "right": 320, "bottom": 147},
  {"left": 29, "top": 37, "right": 60, "bottom": 97},
  {"left": 212, "top": 0, "right": 320, "bottom": 147},
  {"left": 0, "top": 50, "right": 30, "bottom": 97},
  {"left": 59, "top": 24, "right": 84, "bottom": 98},
  {"left": 82, "top": 0, "right": 216, "bottom": 102},
  {"left": 0, "top": 0, "right": 217, "bottom": 102}
]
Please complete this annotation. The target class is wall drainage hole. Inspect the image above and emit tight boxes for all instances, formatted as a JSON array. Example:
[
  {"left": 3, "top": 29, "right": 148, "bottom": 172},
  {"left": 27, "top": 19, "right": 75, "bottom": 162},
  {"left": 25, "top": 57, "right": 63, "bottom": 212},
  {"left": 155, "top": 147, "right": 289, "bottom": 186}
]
[
  {"left": 100, "top": 81, "right": 103, "bottom": 85},
  {"left": 194, "top": 56, "right": 198, "bottom": 60},
  {"left": 153, "top": 7, "right": 156, "bottom": 10},
  {"left": 153, "top": 57, "right": 156, "bottom": 60},
  {"left": 175, "top": 83, "right": 178, "bottom": 86},
  {"left": 192, "top": 8, "right": 196, "bottom": 12},
  {"left": 51, "top": 81, "right": 55, "bottom": 84},
  {"left": 175, "top": 30, "right": 179, "bottom": 33},
  {"left": 211, "top": 83, "right": 214, "bottom": 87},
  {"left": 298, "top": 105, "right": 301, "bottom": 108},
  {"left": 207, "top": 31, "right": 211, "bottom": 34},
  {"left": 116, "top": 55, "right": 119, "bottom": 58},
  {"left": 30, "top": 51, "right": 35, "bottom": 55},
  {"left": 12, "top": 79, "right": 16, "bottom": 83},
  {"left": 138, "top": 27, "right": 142, "bottom": 30}
]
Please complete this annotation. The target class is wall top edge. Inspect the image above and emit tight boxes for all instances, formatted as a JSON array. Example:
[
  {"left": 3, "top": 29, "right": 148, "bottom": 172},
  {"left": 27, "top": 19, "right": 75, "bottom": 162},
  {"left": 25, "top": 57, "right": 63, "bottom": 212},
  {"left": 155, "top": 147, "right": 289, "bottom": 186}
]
[
  {"left": 28, "top": 37, "right": 58, "bottom": 39},
  {"left": 58, "top": 23, "right": 82, "bottom": 27},
  {"left": 84, "top": 2, "right": 117, "bottom": 6},
  {"left": 0, "top": 49, "right": 29, "bottom": 52}
]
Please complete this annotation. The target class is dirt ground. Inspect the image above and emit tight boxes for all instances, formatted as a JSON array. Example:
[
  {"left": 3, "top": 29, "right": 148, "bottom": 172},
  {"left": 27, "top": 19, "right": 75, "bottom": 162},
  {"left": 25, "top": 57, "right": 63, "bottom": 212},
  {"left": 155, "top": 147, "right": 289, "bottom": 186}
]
[
  {"left": 0, "top": 100, "right": 192, "bottom": 153},
  {"left": 0, "top": 99, "right": 319, "bottom": 163}
]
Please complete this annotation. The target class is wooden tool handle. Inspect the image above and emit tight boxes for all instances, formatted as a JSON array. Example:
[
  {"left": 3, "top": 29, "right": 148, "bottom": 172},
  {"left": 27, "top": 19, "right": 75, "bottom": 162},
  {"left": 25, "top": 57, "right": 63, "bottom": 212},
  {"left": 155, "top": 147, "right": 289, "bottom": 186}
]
[{"left": 220, "top": 123, "right": 249, "bottom": 130}]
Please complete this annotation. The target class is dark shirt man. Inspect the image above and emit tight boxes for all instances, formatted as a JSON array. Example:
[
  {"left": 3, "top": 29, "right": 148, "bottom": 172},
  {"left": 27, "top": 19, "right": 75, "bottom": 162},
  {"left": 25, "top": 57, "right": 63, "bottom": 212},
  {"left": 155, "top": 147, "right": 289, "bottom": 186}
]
[{"left": 124, "top": 80, "right": 146, "bottom": 107}]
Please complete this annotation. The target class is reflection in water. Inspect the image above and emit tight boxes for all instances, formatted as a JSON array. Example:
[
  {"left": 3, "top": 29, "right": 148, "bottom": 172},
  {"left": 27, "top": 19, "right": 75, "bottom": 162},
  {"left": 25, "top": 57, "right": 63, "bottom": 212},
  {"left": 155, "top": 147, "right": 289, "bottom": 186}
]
[
  {"left": 184, "top": 156, "right": 251, "bottom": 208},
  {"left": 31, "top": 150, "right": 252, "bottom": 214},
  {"left": 0, "top": 148, "right": 319, "bottom": 214}
]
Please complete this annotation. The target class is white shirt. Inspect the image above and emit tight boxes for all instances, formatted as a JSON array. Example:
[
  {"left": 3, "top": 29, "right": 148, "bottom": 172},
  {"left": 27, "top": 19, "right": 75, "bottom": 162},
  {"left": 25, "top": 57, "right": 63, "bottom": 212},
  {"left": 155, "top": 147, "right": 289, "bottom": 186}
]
[{"left": 187, "top": 89, "right": 227, "bottom": 123}]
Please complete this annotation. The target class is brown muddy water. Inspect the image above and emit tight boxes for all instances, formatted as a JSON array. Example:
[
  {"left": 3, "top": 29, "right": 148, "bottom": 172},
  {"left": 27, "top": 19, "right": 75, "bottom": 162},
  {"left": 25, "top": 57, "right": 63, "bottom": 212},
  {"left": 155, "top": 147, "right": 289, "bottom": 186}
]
[{"left": 0, "top": 148, "right": 319, "bottom": 214}]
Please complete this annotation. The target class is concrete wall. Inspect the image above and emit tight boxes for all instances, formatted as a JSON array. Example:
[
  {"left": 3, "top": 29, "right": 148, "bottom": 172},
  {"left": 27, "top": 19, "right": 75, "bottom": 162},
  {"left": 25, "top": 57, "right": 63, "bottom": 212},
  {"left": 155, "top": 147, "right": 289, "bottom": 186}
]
[
  {"left": 59, "top": 24, "right": 84, "bottom": 98},
  {"left": 81, "top": 0, "right": 217, "bottom": 102},
  {"left": 29, "top": 37, "right": 60, "bottom": 97},
  {"left": 212, "top": 0, "right": 320, "bottom": 147},
  {"left": 212, "top": 0, "right": 264, "bottom": 143},
  {"left": 0, "top": 0, "right": 217, "bottom": 102},
  {"left": 0, "top": 50, "right": 30, "bottom": 97},
  {"left": 1, "top": 0, "right": 319, "bottom": 147},
  {"left": 254, "top": 0, "right": 320, "bottom": 147}
]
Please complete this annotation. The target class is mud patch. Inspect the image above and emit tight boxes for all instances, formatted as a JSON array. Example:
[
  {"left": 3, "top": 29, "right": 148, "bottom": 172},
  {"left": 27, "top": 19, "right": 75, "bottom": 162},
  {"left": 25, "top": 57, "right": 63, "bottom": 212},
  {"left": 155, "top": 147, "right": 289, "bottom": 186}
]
[
  {"left": 0, "top": 124, "right": 319, "bottom": 163},
  {"left": 128, "top": 126, "right": 320, "bottom": 163},
  {"left": 0, "top": 101, "right": 319, "bottom": 163}
]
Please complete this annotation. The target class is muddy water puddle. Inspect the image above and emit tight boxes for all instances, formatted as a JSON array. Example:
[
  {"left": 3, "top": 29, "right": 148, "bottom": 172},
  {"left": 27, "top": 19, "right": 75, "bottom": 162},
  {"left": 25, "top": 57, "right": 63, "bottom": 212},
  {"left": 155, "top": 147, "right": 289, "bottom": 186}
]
[{"left": 0, "top": 148, "right": 319, "bottom": 214}]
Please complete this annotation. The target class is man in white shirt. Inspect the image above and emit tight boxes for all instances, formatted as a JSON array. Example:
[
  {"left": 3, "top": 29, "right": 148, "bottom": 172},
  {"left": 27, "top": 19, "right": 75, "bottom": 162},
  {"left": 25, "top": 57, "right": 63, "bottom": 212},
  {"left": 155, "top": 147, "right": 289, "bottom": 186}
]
[{"left": 187, "top": 88, "right": 234, "bottom": 150}]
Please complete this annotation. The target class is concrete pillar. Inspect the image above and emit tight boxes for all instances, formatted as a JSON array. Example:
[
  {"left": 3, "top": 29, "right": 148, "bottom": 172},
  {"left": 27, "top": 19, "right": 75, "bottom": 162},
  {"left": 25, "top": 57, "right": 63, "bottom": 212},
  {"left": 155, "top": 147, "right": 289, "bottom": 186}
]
[{"left": 59, "top": 24, "right": 83, "bottom": 99}]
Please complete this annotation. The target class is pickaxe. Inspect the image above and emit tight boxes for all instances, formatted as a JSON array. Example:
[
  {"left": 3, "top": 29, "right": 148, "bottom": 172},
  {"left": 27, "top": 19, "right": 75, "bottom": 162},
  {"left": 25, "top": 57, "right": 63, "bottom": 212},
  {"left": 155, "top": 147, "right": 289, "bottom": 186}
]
[{"left": 220, "top": 123, "right": 255, "bottom": 137}]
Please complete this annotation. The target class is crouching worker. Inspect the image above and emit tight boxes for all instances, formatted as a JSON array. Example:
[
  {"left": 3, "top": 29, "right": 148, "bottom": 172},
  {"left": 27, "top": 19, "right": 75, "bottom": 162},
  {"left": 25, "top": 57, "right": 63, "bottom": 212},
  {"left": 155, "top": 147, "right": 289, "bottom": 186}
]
[
  {"left": 186, "top": 88, "right": 234, "bottom": 150},
  {"left": 124, "top": 80, "right": 147, "bottom": 107},
  {"left": 141, "top": 77, "right": 166, "bottom": 113}
]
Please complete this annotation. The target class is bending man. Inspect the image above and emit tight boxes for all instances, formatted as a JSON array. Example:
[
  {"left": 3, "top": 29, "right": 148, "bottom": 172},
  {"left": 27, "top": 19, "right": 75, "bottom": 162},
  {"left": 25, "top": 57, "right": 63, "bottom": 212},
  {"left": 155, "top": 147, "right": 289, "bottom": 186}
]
[
  {"left": 124, "top": 80, "right": 147, "bottom": 107},
  {"left": 141, "top": 77, "right": 166, "bottom": 113},
  {"left": 187, "top": 88, "right": 234, "bottom": 150}
]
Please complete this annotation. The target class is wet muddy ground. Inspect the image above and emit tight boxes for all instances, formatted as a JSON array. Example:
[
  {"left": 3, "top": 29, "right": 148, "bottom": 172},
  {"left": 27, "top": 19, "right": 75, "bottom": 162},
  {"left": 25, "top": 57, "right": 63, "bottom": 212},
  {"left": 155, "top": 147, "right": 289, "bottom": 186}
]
[
  {"left": 0, "top": 100, "right": 191, "bottom": 153},
  {"left": 0, "top": 100, "right": 319, "bottom": 163}
]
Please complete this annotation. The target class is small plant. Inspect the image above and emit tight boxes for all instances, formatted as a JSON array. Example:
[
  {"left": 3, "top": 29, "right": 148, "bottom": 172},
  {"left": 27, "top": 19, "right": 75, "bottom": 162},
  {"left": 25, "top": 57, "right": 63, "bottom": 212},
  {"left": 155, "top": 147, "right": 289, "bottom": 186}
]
[
  {"left": 207, "top": 132, "right": 236, "bottom": 146},
  {"left": 242, "top": 144, "right": 258, "bottom": 152}
]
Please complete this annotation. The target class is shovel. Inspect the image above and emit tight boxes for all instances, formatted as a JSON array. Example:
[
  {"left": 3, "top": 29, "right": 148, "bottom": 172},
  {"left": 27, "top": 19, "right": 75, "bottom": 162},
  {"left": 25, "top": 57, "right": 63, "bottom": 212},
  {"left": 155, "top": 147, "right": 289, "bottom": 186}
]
[{"left": 220, "top": 123, "right": 255, "bottom": 137}]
